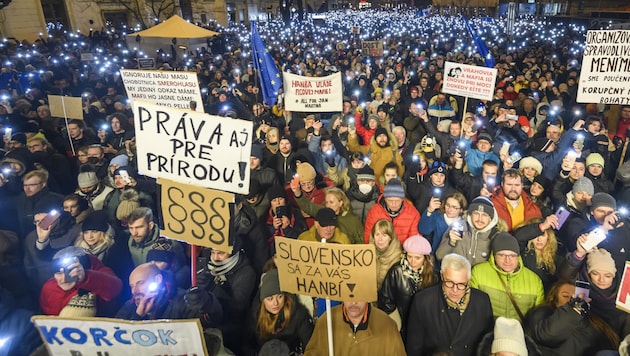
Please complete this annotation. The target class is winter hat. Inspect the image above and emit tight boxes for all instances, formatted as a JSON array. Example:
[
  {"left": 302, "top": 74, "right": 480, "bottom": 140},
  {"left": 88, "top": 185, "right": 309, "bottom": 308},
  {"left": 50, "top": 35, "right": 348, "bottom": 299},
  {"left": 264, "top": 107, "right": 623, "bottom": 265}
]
[
  {"left": 59, "top": 290, "right": 96, "bottom": 318},
  {"left": 572, "top": 177, "right": 594, "bottom": 196},
  {"left": 109, "top": 154, "right": 129, "bottom": 167},
  {"left": 377, "top": 104, "right": 387, "bottom": 113},
  {"left": 587, "top": 248, "right": 616, "bottom": 275},
  {"left": 492, "top": 232, "right": 520, "bottom": 254},
  {"left": 375, "top": 127, "right": 388, "bottom": 139},
  {"left": 428, "top": 161, "right": 447, "bottom": 176},
  {"left": 315, "top": 208, "right": 337, "bottom": 227},
  {"left": 77, "top": 171, "right": 99, "bottom": 188},
  {"left": 296, "top": 163, "right": 316, "bottom": 182},
  {"left": 531, "top": 137, "right": 554, "bottom": 153},
  {"left": 251, "top": 144, "right": 264, "bottom": 160},
  {"left": 367, "top": 114, "right": 380, "bottom": 124},
  {"left": 383, "top": 178, "right": 405, "bottom": 199},
  {"left": 586, "top": 153, "right": 605, "bottom": 168},
  {"left": 81, "top": 211, "right": 109, "bottom": 232},
  {"left": 246, "top": 179, "right": 262, "bottom": 200},
  {"left": 403, "top": 235, "right": 431, "bottom": 255},
  {"left": 356, "top": 165, "right": 376, "bottom": 182},
  {"left": 146, "top": 237, "right": 175, "bottom": 264},
  {"left": 115, "top": 189, "right": 140, "bottom": 222},
  {"left": 590, "top": 192, "right": 617, "bottom": 211},
  {"left": 477, "top": 132, "right": 494, "bottom": 144},
  {"left": 10, "top": 132, "right": 26, "bottom": 145},
  {"left": 468, "top": 196, "right": 495, "bottom": 219},
  {"left": 491, "top": 317, "right": 528, "bottom": 356},
  {"left": 518, "top": 156, "right": 542, "bottom": 175},
  {"left": 259, "top": 269, "right": 282, "bottom": 301},
  {"left": 533, "top": 175, "right": 550, "bottom": 190},
  {"left": 267, "top": 184, "right": 287, "bottom": 201}
]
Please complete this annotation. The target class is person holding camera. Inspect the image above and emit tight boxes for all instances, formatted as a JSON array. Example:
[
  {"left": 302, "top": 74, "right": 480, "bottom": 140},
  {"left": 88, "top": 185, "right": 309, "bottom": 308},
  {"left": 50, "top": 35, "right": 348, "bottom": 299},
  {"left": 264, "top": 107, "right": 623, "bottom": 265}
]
[{"left": 265, "top": 184, "right": 305, "bottom": 241}]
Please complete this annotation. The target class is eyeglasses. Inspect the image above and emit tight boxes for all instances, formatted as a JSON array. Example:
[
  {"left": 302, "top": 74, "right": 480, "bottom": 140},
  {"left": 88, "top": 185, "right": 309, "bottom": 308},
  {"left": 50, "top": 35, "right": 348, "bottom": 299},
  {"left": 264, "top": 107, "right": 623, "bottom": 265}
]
[
  {"left": 495, "top": 253, "right": 519, "bottom": 259},
  {"left": 300, "top": 180, "right": 315, "bottom": 188},
  {"left": 444, "top": 203, "right": 461, "bottom": 210},
  {"left": 443, "top": 280, "right": 468, "bottom": 290}
]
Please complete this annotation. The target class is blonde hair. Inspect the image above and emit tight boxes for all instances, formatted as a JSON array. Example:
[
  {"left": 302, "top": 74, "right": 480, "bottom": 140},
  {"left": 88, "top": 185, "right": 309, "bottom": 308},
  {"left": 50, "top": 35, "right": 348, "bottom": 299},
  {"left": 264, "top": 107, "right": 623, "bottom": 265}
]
[
  {"left": 256, "top": 293, "right": 293, "bottom": 341},
  {"left": 522, "top": 218, "right": 558, "bottom": 274},
  {"left": 324, "top": 187, "right": 351, "bottom": 215}
]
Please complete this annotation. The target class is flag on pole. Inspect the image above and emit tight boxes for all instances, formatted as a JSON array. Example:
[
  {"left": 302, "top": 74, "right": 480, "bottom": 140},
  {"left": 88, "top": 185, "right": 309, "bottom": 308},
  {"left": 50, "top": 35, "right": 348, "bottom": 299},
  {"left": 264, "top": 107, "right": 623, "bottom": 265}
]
[
  {"left": 463, "top": 16, "right": 495, "bottom": 69},
  {"left": 251, "top": 22, "right": 282, "bottom": 106}
]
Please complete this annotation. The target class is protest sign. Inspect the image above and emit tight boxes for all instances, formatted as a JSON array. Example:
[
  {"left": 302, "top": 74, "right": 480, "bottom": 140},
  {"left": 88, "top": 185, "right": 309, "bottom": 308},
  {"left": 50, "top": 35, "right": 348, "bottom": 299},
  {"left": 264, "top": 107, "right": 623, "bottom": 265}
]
[
  {"left": 132, "top": 101, "right": 252, "bottom": 194},
  {"left": 137, "top": 58, "right": 156, "bottom": 69},
  {"left": 80, "top": 53, "right": 94, "bottom": 61},
  {"left": 283, "top": 72, "right": 343, "bottom": 112},
  {"left": 120, "top": 69, "right": 204, "bottom": 112},
  {"left": 442, "top": 61, "right": 497, "bottom": 101},
  {"left": 274, "top": 237, "right": 377, "bottom": 301},
  {"left": 159, "top": 177, "right": 234, "bottom": 253},
  {"left": 361, "top": 40, "right": 383, "bottom": 57},
  {"left": 577, "top": 30, "right": 630, "bottom": 105},
  {"left": 32, "top": 316, "right": 208, "bottom": 356},
  {"left": 616, "top": 261, "right": 630, "bottom": 313},
  {"left": 48, "top": 95, "right": 84, "bottom": 120}
]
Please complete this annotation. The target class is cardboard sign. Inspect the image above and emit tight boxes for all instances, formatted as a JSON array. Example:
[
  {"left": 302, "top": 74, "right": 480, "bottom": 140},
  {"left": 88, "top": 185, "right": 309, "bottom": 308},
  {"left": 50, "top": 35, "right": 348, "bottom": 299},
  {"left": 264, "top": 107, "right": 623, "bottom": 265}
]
[
  {"left": 159, "top": 178, "right": 233, "bottom": 253},
  {"left": 616, "top": 261, "right": 630, "bottom": 313},
  {"left": 80, "top": 53, "right": 94, "bottom": 61},
  {"left": 577, "top": 30, "right": 630, "bottom": 105},
  {"left": 283, "top": 72, "right": 343, "bottom": 112},
  {"left": 361, "top": 41, "right": 383, "bottom": 57},
  {"left": 48, "top": 95, "right": 84, "bottom": 120},
  {"left": 351, "top": 26, "right": 361, "bottom": 34},
  {"left": 274, "top": 237, "right": 377, "bottom": 302},
  {"left": 132, "top": 101, "right": 252, "bottom": 194},
  {"left": 120, "top": 69, "right": 205, "bottom": 112},
  {"left": 442, "top": 61, "right": 498, "bottom": 101},
  {"left": 137, "top": 58, "right": 156, "bottom": 70},
  {"left": 32, "top": 316, "right": 208, "bottom": 355}
]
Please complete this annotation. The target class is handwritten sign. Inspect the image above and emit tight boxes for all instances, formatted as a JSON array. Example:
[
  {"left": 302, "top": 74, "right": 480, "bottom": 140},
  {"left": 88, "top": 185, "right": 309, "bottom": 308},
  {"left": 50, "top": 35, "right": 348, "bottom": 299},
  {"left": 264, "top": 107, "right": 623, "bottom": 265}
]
[
  {"left": 120, "top": 69, "right": 204, "bottom": 112},
  {"left": 577, "top": 30, "right": 630, "bottom": 105},
  {"left": 132, "top": 101, "right": 252, "bottom": 194},
  {"left": 159, "top": 178, "right": 233, "bottom": 253},
  {"left": 361, "top": 40, "right": 383, "bottom": 57},
  {"left": 137, "top": 58, "right": 156, "bottom": 70},
  {"left": 442, "top": 61, "right": 498, "bottom": 101},
  {"left": 48, "top": 95, "right": 84, "bottom": 120},
  {"left": 283, "top": 72, "right": 343, "bottom": 112},
  {"left": 274, "top": 237, "right": 377, "bottom": 301},
  {"left": 32, "top": 316, "right": 207, "bottom": 355},
  {"left": 616, "top": 261, "right": 630, "bottom": 313}
]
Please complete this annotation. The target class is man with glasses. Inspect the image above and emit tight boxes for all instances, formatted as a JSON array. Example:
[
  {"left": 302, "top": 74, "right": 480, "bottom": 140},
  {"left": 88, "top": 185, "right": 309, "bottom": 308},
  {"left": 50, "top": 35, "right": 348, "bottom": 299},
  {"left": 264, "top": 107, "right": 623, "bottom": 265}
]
[
  {"left": 406, "top": 253, "right": 493, "bottom": 355},
  {"left": 17, "top": 169, "right": 63, "bottom": 239},
  {"left": 470, "top": 232, "right": 544, "bottom": 321}
]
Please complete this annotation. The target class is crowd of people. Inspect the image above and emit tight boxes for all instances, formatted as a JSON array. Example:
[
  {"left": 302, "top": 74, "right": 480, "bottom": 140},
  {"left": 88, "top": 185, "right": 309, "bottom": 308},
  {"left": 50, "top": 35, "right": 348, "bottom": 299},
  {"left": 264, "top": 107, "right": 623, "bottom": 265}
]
[{"left": 0, "top": 6, "right": 629, "bottom": 356}]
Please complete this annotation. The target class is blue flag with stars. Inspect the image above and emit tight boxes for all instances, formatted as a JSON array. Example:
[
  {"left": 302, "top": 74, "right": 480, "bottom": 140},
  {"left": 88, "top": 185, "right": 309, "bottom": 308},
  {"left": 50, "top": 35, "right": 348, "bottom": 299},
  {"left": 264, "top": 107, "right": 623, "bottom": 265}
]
[
  {"left": 463, "top": 16, "right": 495, "bottom": 68},
  {"left": 251, "top": 22, "right": 281, "bottom": 106}
]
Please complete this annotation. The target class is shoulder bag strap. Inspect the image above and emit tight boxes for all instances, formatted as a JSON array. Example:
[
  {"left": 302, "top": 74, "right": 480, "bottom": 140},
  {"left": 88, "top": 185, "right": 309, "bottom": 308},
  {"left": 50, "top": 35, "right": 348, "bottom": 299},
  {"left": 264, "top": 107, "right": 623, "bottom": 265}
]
[{"left": 495, "top": 269, "right": 525, "bottom": 320}]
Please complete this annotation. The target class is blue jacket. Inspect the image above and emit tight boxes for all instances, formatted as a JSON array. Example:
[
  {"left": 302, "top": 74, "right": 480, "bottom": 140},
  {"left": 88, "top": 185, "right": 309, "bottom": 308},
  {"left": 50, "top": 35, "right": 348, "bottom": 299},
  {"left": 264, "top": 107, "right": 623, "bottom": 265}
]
[
  {"left": 418, "top": 210, "right": 449, "bottom": 251},
  {"left": 308, "top": 134, "right": 348, "bottom": 175},
  {"left": 464, "top": 148, "right": 500, "bottom": 177}
]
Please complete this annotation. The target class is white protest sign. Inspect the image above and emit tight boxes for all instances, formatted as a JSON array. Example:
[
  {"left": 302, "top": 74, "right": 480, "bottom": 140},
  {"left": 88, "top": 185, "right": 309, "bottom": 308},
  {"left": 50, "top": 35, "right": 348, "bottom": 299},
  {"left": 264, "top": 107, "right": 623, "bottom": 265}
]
[
  {"left": 442, "top": 61, "right": 498, "bottom": 101},
  {"left": 120, "top": 69, "right": 205, "bottom": 112},
  {"left": 274, "top": 237, "right": 377, "bottom": 302},
  {"left": 616, "top": 261, "right": 630, "bottom": 313},
  {"left": 32, "top": 316, "right": 208, "bottom": 355},
  {"left": 133, "top": 101, "right": 252, "bottom": 194},
  {"left": 283, "top": 72, "right": 343, "bottom": 112},
  {"left": 577, "top": 30, "right": 630, "bottom": 105}
]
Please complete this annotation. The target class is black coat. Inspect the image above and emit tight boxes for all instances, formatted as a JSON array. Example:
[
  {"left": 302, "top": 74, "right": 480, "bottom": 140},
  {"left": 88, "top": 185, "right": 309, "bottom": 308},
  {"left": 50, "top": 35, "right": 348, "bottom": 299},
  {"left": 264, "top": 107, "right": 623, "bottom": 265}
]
[
  {"left": 513, "top": 222, "right": 564, "bottom": 292},
  {"left": 405, "top": 285, "right": 494, "bottom": 356}
]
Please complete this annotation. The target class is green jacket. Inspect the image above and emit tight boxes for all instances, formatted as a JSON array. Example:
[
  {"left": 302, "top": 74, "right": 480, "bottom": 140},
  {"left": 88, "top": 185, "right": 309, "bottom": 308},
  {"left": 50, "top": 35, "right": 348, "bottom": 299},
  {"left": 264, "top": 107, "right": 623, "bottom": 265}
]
[
  {"left": 470, "top": 254, "right": 544, "bottom": 322},
  {"left": 295, "top": 194, "right": 364, "bottom": 244}
]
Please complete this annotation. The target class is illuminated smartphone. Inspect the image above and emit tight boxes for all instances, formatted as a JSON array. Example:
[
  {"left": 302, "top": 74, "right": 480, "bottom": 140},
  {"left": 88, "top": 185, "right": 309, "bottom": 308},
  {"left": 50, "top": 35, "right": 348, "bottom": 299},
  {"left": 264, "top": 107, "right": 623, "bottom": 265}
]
[
  {"left": 574, "top": 280, "right": 590, "bottom": 299},
  {"left": 119, "top": 170, "right": 131, "bottom": 184},
  {"left": 500, "top": 142, "right": 510, "bottom": 156},
  {"left": 555, "top": 207, "right": 571, "bottom": 229},
  {"left": 581, "top": 228, "right": 607, "bottom": 251}
]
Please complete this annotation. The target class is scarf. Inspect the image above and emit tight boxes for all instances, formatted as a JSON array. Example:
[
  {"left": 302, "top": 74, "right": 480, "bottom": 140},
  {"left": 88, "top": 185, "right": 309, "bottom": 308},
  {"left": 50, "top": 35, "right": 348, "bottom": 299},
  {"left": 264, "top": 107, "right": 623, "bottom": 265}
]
[
  {"left": 443, "top": 287, "right": 471, "bottom": 316},
  {"left": 399, "top": 256, "right": 423, "bottom": 293},
  {"left": 76, "top": 235, "right": 114, "bottom": 261},
  {"left": 207, "top": 251, "right": 240, "bottom": 285},
  {"left": 373, "top": 237, "right": 403, "bottom": 289}
]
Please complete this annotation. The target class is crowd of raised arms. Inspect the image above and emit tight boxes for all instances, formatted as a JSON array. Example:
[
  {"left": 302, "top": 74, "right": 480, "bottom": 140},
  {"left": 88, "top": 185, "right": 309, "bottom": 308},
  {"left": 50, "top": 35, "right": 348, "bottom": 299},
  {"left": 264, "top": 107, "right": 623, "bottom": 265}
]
[{"left": 0, "top": 6, "right": 629, "bottom": 355}]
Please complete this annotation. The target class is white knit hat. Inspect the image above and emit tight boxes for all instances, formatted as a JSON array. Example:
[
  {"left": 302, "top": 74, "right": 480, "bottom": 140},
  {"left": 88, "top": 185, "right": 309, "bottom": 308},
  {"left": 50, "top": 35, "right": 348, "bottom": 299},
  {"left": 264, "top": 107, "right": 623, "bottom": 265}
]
[{"left": 491, "top": 317, "right": 528, "bottom": 356}]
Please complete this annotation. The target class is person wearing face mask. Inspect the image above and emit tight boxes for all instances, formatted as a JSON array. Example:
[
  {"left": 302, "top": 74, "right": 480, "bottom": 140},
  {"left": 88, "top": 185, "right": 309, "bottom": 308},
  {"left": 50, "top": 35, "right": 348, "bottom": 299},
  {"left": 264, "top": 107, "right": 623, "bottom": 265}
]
[
  {"left": 346, "top": 165, "right": 380, "bottom": 224},
  {"left": 75, "top": 165, "right": 114, "bottom": 211},
  {"left": 84, "top": 145, "right": 110, "bottom": 179}
]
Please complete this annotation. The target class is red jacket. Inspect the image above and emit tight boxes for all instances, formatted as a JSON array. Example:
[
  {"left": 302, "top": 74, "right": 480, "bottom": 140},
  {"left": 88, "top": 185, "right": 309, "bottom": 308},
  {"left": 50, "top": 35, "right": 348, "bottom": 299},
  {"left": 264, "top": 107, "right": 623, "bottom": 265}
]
[
  {"left": 40, "top": 255, "right": 123, "bottom": 316},
  {"left": 364, "top": 195, "right": 420, "bottom": 244},
  {"left": 491, "top": 190, "right": 541, "bottom": 232}
]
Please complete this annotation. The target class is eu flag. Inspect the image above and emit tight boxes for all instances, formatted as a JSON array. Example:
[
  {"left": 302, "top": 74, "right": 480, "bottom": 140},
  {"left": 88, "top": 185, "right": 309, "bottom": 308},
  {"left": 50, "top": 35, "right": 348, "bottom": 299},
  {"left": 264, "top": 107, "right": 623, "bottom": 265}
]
[
  {"left": 463, "top": 16, "right": 495, "bottom": 68},
  {"left": 251, "top": 22, "right": 281, "bottom": 106}
]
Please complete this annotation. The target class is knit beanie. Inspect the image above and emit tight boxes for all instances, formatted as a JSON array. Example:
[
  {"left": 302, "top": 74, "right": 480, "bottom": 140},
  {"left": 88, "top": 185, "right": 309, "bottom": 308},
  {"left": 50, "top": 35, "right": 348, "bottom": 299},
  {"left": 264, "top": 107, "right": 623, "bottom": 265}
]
[
  {"left": 477, "top": 132, "right": 494, "bottom": 144},
  {"left": 10, "top": 132, "right": 26, "bottom": 145},
  {"left": 356, "top": 166, "right": 376, "bottom": 182},
  {"left": 572, "top": 177, "right": 594, "bottom": 196},
  {"left": 590, "top": 192, "right": 616, "bottom": 211},
  {"left": 375, "top": 127, "right": 389, "bottom": 139},
  {"left": 403, "top": 235, "right": 432, "bottom": 255},
  {"left": 383, "top": 178, "right": 405, "bottom": 199},
  {"left": 518, "top": 156, "right": 543, "bottom": 175},
  {"left": 468, "top": 196, "right": 495, "bottom": 219},
  {"left": 492, "top": 232, "right": 520, "bottom": 254},
  {"left": 367, "top": 114, "right": 379, "bottom": 124},
  {"left": 77, "top": 171, "right": 99, "bottom": 188},
  {"left": 81, "top": 211, "right": 109, "bottom": 233},
  {"left": 428, "top": 161, "right": 447, "bottom": 176},
  {"left": 259, "top": 269, "right": 282, "bottom": 301},
  {"left": 491, "top": 317, "right": 528, "bottom": 356},
  {"left": 251, "top": 144, "right": 264, "bottom": 160},
  {"left": 109, "top": 154, "right": 129, "bottom": 167},
  {"left": 146, "top": 237, "right": 176, "bottom": 264},
  {"left": 115, "top": 189, "right": 141, "bottom": 222},
  {"left": 59, "top": 290, "right": 96, "bottom": 318},
  {"left": 586, "top": 153, "right": 605, "bottom": 168},
  {"left": 587, "top": 248, "right": 616, "bottom": 275},
  {"left": 267, "top": 184, "right": 287, "bottom": 201},
  {"left": 296, "top": 163, "right": 316, "bottom": 182}
]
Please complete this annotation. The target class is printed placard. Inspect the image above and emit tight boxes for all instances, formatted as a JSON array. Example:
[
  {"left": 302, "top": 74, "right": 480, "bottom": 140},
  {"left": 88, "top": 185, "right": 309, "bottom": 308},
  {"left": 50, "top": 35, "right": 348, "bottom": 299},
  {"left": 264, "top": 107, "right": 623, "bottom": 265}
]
[
  {"left": 32, "top": 316, "right": 208, "bottom": 355},
  {"left": 120, "top": 69, "right": 204, "bottom": 112},
  {"left": 616, "top": 261, "right": 630, "bottom": 313},
  {"left": 577, "top": 30, "right": 630, "bottom": 105},
  {"left": 159, "top": 178, "right": 233, "bottom": 253},
  {"left": 274, "top": 237, "right": 377, "bottom": 301},
  {"left": 442, "top": 61, "right": 498, "bottom": 101},
  {"left": 283, "top": 72, "right": 343, "bottom": 112},
  {"left": 132, "top": 101, "right": 252, "bottom": 194},
  {"left": 361, "top": 40, "right": 383, "bottom": 57},
  {"left": 137, "top": 58, "right": 156, "bottom": 70},
  {"left": 48, "top": 95, "right": 84, "bottom": 120}
]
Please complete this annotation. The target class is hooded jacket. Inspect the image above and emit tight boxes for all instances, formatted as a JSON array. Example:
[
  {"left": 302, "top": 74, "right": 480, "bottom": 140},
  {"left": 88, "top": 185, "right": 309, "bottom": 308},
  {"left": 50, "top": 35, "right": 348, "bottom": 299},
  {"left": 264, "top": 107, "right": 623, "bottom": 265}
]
[
  {"left": 491, "top": 189, "right": 542, "bottom": 232},
  {"left": 347, "top": 132, "right": 403, "bottom": 183},
  {"left": 346, "top": 184, "right": 379, "bottom": 224}
]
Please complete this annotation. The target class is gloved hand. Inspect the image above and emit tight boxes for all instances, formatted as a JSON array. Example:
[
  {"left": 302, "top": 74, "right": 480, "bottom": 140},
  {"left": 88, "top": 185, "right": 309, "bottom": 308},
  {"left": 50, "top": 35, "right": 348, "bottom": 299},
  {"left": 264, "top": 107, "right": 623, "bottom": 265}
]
[
  {"left": 195, "top": 268, "right": 213, "bottom": 289},
  {"left": 185, "top": 286, "right": 210, "bottom": 311},
  {"left": 324, "top": 153, "right": 336, "bottom": 167}
]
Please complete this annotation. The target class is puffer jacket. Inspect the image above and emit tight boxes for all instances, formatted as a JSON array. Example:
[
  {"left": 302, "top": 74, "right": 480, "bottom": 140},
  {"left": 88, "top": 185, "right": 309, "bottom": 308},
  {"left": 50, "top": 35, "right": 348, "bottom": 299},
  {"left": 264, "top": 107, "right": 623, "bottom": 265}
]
[
  {"left": 364, "top": 195, "right": 420, "bottom": 244},
  {"left": 435, "top": 211, "right": 505, "bottom": 267},
  {"left": 470, "top": 254, "right": 544, "bottom": 322}
]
